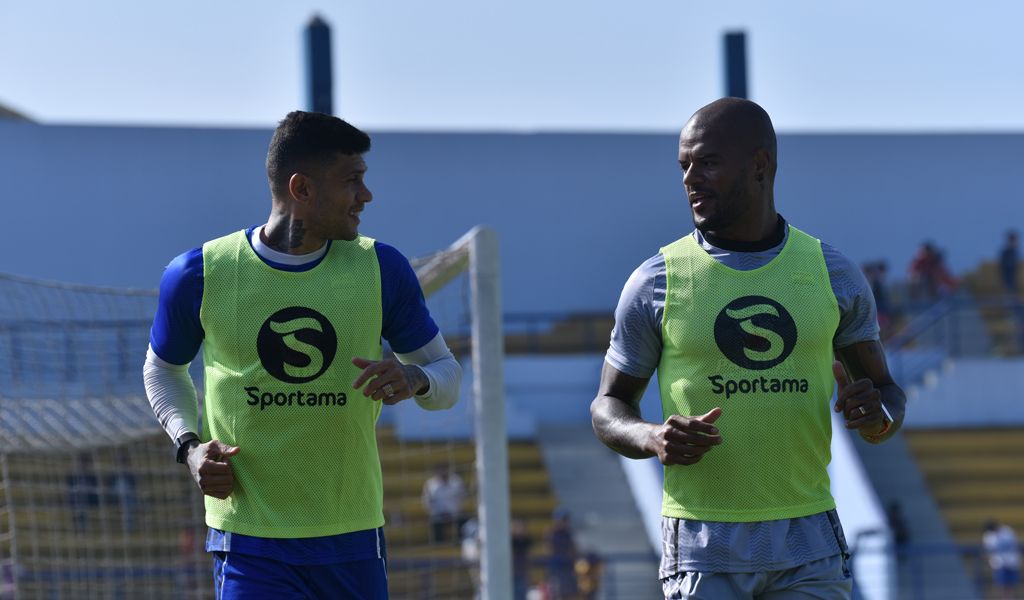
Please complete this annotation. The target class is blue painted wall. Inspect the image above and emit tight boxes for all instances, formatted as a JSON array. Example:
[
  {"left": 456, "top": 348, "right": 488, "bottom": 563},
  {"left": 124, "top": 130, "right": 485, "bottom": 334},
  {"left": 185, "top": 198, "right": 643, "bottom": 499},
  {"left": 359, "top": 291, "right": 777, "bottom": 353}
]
[{"left": 1, "top": 122, "right": 1018, "bottom": 314}]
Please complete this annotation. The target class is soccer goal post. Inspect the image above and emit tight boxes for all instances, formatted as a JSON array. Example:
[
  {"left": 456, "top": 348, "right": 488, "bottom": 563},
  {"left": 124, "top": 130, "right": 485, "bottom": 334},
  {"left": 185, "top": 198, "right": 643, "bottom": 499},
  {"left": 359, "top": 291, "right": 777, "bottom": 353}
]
[
  {"left": 413, "top": 226, "right": 511, "bottom": 599},
  {"left": 0, "top": 225, "right": 510, "bottom": 600}
]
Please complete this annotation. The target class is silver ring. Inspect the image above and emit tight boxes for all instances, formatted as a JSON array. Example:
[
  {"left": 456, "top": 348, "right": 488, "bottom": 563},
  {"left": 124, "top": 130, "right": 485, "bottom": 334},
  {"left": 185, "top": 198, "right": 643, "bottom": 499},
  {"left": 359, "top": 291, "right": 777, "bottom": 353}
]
[
  {"left": 383, "top": 383, "right": 395, "bottom": 397},
  {"left": 858, "top": 406, "right": 867, "bottom": 416}
]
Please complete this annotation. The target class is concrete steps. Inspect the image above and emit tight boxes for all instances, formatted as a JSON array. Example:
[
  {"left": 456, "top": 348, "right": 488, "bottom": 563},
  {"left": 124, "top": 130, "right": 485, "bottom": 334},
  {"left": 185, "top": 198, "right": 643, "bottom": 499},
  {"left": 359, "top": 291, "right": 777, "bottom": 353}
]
[
  {"left": 905, "top": 427, "right": 1024, "bottom": 545},
  {"left": 851, "top": 432, "right": 978, "bottom": 599},
  {"left": 537, "top": 425, "right": 661, "bottom": 600},
  {"left": 378, "top": 426, "right": 560, "bottom": 598}
]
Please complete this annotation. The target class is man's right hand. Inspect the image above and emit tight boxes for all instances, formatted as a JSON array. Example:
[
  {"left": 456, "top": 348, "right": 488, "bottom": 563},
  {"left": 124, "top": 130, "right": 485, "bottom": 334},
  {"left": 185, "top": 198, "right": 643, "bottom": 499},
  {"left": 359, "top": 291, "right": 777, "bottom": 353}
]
[
  {"left": 647, "top": 408, "right": 723, "bottom": 466},
  {"left": 186, "top": 440, "right": 240, "bottom": 499}
]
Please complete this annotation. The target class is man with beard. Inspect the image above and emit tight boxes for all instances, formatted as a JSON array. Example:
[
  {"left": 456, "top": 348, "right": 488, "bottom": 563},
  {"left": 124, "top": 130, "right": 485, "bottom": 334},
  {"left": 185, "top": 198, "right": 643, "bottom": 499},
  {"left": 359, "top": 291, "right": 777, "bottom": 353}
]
[{"left": 591, "top": 98, "right": 906, "bottom": 599}]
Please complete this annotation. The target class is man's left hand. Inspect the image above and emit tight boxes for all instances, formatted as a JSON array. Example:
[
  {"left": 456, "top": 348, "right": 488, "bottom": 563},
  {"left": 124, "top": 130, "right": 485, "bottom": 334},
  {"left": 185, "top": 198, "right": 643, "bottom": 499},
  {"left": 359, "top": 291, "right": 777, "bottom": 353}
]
[
  {"left": 352, "top": 357, "right": 429, "bottom": 405},
  {"left": 833, "top": 360, "right": 887, "bottom": 435}
]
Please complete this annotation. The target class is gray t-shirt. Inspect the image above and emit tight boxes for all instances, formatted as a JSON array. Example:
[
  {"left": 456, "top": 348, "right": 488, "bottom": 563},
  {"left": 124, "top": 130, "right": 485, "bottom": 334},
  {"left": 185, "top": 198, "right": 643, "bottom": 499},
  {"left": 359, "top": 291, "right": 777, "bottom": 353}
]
[{"left": 605, "top": 224, "right": 878, "bottom": 576}]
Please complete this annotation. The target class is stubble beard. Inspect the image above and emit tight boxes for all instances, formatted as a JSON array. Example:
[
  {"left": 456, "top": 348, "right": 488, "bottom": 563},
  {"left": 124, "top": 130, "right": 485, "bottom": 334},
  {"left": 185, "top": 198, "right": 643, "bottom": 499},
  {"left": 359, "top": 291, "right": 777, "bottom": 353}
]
[
  {"left": 692, "top": 193, "right": 743, "bottom": 234},
  {"left": 691, "top": 176, "right": 753, "bottom": 234},
  {"left": 332, "top": 225, "right": 359, "bottom": 242}
]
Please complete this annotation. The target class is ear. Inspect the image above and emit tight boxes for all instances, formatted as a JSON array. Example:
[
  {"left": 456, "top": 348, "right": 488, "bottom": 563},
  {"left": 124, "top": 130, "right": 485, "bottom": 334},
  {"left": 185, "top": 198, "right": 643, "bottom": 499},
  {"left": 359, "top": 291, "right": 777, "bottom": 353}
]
[
  {"left": 287, "top": 172, "right": 315, "bottom": 205},
  {"left": 752, "top": 148, "right": 772, "bottom": 183}
]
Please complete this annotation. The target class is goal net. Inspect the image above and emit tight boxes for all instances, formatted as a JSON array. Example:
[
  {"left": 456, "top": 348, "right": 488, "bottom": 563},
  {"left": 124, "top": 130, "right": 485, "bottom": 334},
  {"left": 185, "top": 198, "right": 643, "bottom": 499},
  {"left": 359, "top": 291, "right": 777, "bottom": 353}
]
[{"left": 0, "top": 226, "right": 509, "bottom": 600}]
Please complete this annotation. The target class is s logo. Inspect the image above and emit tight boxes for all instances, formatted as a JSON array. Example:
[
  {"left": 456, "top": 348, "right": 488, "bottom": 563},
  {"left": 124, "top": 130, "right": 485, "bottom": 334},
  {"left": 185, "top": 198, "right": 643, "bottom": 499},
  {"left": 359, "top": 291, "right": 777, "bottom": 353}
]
[
  {"left": 257, "top": 307, "right": 337, "bottom": 383},
  {"left": 713, "top": 296, "right": 797, "bottom": 370}
]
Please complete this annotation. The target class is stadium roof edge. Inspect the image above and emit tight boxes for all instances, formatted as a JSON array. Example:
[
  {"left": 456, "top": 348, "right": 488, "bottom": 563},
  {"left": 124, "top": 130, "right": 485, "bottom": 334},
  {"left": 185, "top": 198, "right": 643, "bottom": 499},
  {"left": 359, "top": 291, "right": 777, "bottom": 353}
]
[{"left": 0, "top": 100, "right": 32, "bottom": 122}]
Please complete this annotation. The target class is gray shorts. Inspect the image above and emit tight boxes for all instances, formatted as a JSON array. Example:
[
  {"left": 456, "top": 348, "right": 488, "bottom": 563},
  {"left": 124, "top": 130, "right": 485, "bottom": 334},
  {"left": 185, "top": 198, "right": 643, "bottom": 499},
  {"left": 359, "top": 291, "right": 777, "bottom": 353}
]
[{"left": 660, "top": 553, "right": 852, "bottom": 600}]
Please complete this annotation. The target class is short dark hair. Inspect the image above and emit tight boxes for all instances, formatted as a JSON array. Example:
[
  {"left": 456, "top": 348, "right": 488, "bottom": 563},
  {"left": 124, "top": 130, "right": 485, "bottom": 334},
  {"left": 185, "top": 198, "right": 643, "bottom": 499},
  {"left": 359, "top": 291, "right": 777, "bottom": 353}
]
[{"left": 266, "top": 111, "right": 371, "bottom": 194}]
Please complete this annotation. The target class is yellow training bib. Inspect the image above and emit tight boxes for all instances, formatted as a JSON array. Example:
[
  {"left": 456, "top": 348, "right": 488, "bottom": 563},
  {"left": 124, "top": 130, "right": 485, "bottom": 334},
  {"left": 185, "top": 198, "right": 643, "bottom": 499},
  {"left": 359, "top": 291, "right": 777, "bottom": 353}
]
[{"left": 657, "top": 226, "right": 840, "bottom": 521}]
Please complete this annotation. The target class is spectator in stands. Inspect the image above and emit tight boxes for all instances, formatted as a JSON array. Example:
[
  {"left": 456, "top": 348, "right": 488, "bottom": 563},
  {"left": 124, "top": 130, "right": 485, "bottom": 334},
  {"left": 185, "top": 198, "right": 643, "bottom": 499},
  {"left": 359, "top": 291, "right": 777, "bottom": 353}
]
[
  {"left": 546, "top": 509, "right": 578, "bottom": 600},
  {"left": 886, "top": 501, "right": 909, "bottom": 562},
  {"left": 1, "top": 562, "right": 13, "bottom": 599},
  {"left": 999, "top": 231, "right": 1019, "bottom": 296},
  {"left": 908, "top": 241, "right": 937, "bottom": 299},
  {"left": 575, "top": 550, "right": 604, "bottom": 600},
  {"left": 998, "top": 231, "right": 1024, "bottom": 351},
  {"left": 461, "top": 518, "right": 482, "bottom": 600},
  {"left": 864, "top": 261, "right": 893, "bottom": 336},
  {"left": 105, "top": 449, "right": 138, "bottom": 532},
  {"left": 983, "top": 520, "right": 1021, "bottom": 599},
  {"left": 176, "top": 526, "right": 204, "bottom": 595},
  {"left": 909, "top": 241, "right": 957, "bottom": 300},
  {"left": 67, "top": 453, "right": 99, "bottom": 532},
  {"left": 422, "top": 463, "right": 467, "bottom": 543},
  {"left": 511, "top": 518, "right": 534, "bottom": 600}
]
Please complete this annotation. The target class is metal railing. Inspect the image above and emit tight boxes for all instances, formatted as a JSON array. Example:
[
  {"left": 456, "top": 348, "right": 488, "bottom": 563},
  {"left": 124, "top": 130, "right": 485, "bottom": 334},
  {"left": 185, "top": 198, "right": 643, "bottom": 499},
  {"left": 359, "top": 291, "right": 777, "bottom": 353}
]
[
  {"left": 850, "top": 538, "right": 1024, "bottom": 600},
  {"left": 390, "top": 550, "right": 658, "bottom": 600},
  {"left": 880, "top": 292, "right": 1024, "bottom": 390},
  {"left": 392, "top": 541, "right": 1024, "bottom": 600}
]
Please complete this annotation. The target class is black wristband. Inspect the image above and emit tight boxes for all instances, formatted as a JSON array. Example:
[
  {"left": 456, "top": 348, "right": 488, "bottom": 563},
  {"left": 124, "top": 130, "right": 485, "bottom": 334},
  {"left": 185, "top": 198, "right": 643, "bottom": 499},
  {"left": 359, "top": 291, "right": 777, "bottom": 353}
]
[{"left": 175, "top": 432, "right": 201, "bottom": 464}]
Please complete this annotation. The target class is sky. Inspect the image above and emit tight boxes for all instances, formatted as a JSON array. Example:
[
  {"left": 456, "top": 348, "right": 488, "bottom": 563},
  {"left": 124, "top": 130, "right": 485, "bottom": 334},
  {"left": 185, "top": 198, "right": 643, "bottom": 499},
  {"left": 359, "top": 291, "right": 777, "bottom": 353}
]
[{"left": 2, "top": 0, "right": 1023, "bottom": 133}]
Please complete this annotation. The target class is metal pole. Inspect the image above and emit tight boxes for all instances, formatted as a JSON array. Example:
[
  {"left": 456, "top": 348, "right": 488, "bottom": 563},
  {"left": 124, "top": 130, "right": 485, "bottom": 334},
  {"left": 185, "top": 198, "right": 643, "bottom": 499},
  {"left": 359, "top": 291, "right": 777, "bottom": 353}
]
[
  {"left": 304, "top": 15, "right": 334, "bottom": 114},
  {"left": 470, "top": 227, "right": 512, "bottom": 599},
  {"left": 723, "top": 31, "right": 748, "bottom": 99}
]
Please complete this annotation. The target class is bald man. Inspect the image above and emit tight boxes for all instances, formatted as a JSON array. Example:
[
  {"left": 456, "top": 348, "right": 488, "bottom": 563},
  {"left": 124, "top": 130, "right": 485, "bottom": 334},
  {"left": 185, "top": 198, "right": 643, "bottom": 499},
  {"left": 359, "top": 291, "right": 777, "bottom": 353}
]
[{"left": 591, "top": 98, "right": 906, "bottom": 599}]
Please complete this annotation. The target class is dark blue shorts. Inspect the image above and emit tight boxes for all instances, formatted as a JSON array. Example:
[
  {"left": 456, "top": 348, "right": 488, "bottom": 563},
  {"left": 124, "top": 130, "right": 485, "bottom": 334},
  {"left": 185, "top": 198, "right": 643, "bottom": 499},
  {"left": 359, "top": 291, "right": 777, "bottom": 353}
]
[
  {"left": 994, "top": 566, "right": 1020, "bottom": 588},
  {"left": 212, "top": 551, "right": 389, "bottom": 600}
]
